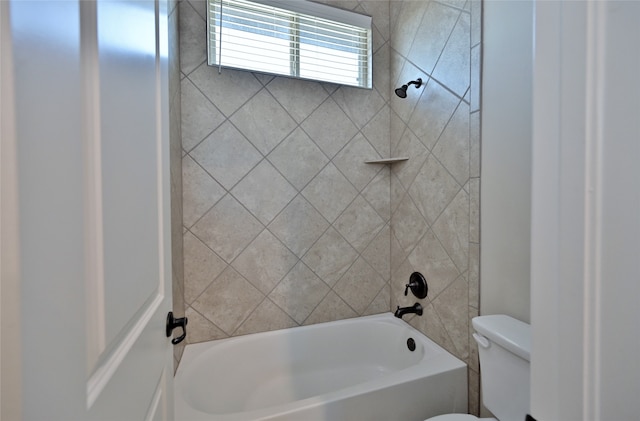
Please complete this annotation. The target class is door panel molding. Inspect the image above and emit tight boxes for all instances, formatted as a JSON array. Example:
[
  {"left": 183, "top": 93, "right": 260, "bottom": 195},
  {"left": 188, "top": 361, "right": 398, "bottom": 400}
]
[{"left": 87, "top": 293, "right": 163, "bottom": 408}]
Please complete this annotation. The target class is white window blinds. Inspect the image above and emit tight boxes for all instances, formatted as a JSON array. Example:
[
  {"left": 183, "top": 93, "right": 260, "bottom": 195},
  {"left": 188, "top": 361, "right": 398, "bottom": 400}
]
[{"left": 207, "top": 0, "right": 372, "bottom": 89}]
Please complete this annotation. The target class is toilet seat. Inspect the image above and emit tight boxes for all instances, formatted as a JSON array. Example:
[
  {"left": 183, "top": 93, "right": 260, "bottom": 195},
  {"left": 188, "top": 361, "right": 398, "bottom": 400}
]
[{"left": 425, "top": 414, "right": 497, "bottom": 421}]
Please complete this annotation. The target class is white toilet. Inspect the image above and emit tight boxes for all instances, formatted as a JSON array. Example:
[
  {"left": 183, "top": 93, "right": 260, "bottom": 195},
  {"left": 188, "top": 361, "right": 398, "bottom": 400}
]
[{"left": 427, "top": 314, "right": 531, "bottom": 421}]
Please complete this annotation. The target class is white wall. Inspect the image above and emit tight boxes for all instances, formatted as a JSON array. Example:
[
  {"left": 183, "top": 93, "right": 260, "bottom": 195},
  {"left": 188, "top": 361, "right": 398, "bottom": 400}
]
[
  {"left": 480, "top": 0, "right": 533, "bottom": 322},
  {"left": 531, "top": 2, "right": 640, "bottom": 418}
]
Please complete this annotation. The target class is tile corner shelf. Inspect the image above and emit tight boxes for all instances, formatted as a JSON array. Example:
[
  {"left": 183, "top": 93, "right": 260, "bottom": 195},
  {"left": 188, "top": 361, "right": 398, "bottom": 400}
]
[{"left": 364, "top": 157, "right": 409, "bottom": 164}]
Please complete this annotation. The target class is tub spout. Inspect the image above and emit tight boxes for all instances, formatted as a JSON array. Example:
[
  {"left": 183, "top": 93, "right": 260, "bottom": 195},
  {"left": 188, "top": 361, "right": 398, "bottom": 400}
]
[{"left": 394, "top": 303, "right": 423, "bottom": 319}]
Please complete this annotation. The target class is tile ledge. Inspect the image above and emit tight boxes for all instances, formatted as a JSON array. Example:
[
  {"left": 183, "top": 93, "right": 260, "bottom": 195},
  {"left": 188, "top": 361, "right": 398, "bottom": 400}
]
[{"left": 364, "top": 157, "right": 409, "bottom": 164}]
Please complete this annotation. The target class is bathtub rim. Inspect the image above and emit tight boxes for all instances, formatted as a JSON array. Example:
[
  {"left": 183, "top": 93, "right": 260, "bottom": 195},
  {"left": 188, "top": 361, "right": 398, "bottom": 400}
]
[{"left": 175, "top": 312, "right": 467, "bottom": 421}]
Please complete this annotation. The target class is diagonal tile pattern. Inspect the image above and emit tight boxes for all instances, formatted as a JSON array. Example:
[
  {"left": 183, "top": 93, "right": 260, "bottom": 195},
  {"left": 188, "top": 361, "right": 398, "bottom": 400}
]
[
  {"left": 301, "top": 163, "right": 359, "bottom": 224},
  {"left": 190, "top": 121, "right": 262, "bottom": 191},
  {"left": 190, "top": 194, "right": 263, "bottom": 263},
  {"left": 389, "top": 0, "right": 482, "bottom": 415},
  {"left": 267, "top": 128, "right": 329, "bottom": 191},
  {"left": 179, "top": 2, "right": 482, "bottom": 414},
  {"left": 268, "top": 195, "right": 329, "bottom": 258},
  {"left": 229, "top": 89, "right": 297, "bottom": 155},
  {"left": 300, "top": 97, "right": 359, "bottom": 158},
  {"left": 230, "top": 160, "right": 297, "bottom": 225},
  {"left": 180, "top": 0, "right": 394, "bottom": 345}
]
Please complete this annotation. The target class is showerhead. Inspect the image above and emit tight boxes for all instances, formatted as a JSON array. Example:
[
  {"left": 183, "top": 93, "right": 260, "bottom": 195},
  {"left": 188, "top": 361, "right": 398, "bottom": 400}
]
[
  {"left": 395, "top": 85, "right": 408, "bottom": 98},
  {"left": 394, "top": 78, "right": 423, "bottom": 98}
]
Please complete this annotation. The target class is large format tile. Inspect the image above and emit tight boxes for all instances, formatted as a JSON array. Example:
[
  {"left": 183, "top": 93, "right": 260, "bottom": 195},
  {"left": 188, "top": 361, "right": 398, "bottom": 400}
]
[
  {"left": 391, "top": 254, "right": 418, "bottom": 309},
  {"left": 301, "top": 98, "right": 359, "bottom": 158},
  {"left": 301, "top": 163, "right": 358, "bottom": 223},
  {"left": 391, "top": 193, "right": 428, "bottom": 256},
  {"left": 332, "top": 84, "right": 386, "bottom": 129},
  {"left": 230, "top": 89, "right": 298, "bottom": 155},
  {"left": 390, "top": 169, "right": 406, "bottom": 216},
  {"left": 361, "top": 167, "right": 391, "bottom": 221},
  {"left": 432, "top": 12, "right": 471, "bottom": 97},
  {"left": 302, "top": 227, "right": 359, "bottom": 288},
  {"left": 372, "top": 44, "right": 391, "bottom": 103},
  {"left": 409, "top": 301, "right": 458, "bottom": 357},
  {"left": 268, "top": 262, "right": 330, "bottom": 324},
  {"left": 333, "top": 134, "right": 382, "bottom": 191},
  {"left": 190, "top": 121, "right": 262, "bottom": 190},
  {"left": 407, "top": 229, "right": 460, "bottom": 298},
  {"left": 362, "top": 105, "right": 391, "bottom": 158},
  {"left": 334, "top": 257, "right": 386, "bottom": 314},
  {"left": 179, "top": 1, "right": 206, "bottom": 75},
  {"left": 432, "top": 274, "right": 469, "bottom": 360},
  {"left": 362, "top": 224, "right": 391, "bottom": 280},
  {"left": 191, "top": 194, "right": 264, "bottom": 263},
  {"left": 234, "top": 299, "right": 298, "bottom": 335},
  {"left": 178, "top": 1, "right": 479, "bottom": 379},
  {"left": 407, "top": 80, "right": 460, "bottom": 151},
  {"left": 364, "top": 283, "right": 390, "bottom": 315},
  {"left": 432, "top": 187, "right": 469, "bottom": 272},
  {"left": 185, "top": 306, "right": 228, "bottom": 344},
  {"left": 181, "top": 78, "right": 225, "bottom": 152},
  {"left": 407, "top": 2, "right": 460, "bottom": 74},
  {"left": 432, "top": 101, "right": 470, "bottom": 186},
  {"left": 391, "top": 1, "right": 430, "bottom": 57},
  {"left": 189, "top": 65, "right": 262, "bottom": 117},
  {"left": 408, "top": 154, "right": 461, "bottom": 225},
  {"left": 187, "top": 0, "right": 207, "bottom": 20},
  {"left": 183, "top": 231, "right": 227, "bottom": 304},
  {"left": 392, "top": 127, "right": 429, "bottom": 190},
  {"left": 232, "top": 230, "right": 298, "bottom": 295},
  {"left": 268, "top": 195, "right": 329, "bottom": 258},
  {"left": 268, "top": 128, "right": 329, "bottom": 191},
  {"left": 390, "top": 60, "right": 426, "bottom": 123},
  {"left": 231, "top": 160, "right": 297, "bottom": 225},
  {"left": 304, "top": 291, "right": 357, "bottom": 325},
  {"left": 361, "top": 0, "right": 391, "bottom": 42},
  {"left": 191, "top": 267, "right": 264, "bottom": 335},
  {"left": 266, "top": 77, "right": 328, "bottom": 123},
  {"left": 182, "top": 155, "right": 225, "bottom": 228},
  {"left": 390, "top": 225, "right": 409, "bottom": 281},
  {"left": 334, "top": 195, "right": 385, "bottom": 253}
]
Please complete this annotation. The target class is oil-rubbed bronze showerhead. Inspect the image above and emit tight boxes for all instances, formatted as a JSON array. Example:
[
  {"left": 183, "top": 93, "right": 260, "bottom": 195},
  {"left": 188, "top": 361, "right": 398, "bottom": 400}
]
[
  {"left": 394, "top": 78, "right": 423, "bottom": 98},
  {"left": 395, "top": 85, "right": 408, "bottom": 98}
]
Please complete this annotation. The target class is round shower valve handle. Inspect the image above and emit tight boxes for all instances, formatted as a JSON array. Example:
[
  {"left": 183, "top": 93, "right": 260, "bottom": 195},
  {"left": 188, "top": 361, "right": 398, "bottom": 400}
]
[{"left": 404, "top": 272, "right": 428, "bottom": 299}]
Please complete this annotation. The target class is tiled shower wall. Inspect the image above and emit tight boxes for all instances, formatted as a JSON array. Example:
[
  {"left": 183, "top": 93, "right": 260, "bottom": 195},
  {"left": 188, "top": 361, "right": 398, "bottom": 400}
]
[
  {"left": 388, "top": 0, "right": 481, "bottom": 414},
  {"left": 179, "top": 0, "right": 393, "bottom": 342},
  {"left": 178, "top": 0, "right": 481, "bottom": 412}
]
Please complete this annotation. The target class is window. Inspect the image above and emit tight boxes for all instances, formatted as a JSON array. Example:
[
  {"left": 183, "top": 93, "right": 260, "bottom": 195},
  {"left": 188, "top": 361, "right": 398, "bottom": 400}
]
[{"left": 207, "top": 0, "right": 372, "bottom": 89}]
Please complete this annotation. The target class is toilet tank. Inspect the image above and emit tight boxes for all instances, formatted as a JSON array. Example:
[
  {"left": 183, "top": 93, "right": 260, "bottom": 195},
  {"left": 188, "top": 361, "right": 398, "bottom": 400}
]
[{"left": 472, "top": 315, "right": 530, "bottom": 421}]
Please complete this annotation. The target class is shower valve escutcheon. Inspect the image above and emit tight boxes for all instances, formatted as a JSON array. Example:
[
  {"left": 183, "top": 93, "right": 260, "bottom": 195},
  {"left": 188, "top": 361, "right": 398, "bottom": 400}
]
[{"left": 404, "top": 272, "right": 428, "bottom": 299}]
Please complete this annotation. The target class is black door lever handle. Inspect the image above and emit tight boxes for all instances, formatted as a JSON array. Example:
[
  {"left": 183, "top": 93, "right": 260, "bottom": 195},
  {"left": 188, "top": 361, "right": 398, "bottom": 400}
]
[{"left": 166, "top": 311, "right": 188, "bottom": 345}]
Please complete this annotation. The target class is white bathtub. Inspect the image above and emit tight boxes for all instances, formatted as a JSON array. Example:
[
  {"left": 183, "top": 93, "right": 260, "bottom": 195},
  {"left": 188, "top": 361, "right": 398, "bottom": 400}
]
[{"left": 174, "top": 313, "right": 467, "bottom": 421}]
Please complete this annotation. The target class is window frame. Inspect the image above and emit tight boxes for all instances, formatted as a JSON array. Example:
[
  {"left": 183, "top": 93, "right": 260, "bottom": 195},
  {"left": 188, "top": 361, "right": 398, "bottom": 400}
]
[{"left": 207, "top": 0, "right": 373, "bottom": 89}]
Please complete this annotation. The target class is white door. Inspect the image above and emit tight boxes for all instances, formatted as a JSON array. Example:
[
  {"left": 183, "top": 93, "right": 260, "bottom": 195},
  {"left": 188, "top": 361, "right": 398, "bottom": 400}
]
[
  {"left": 3, "top": 0, "right": 174, "bottom": 419},
  {"left": 531, "top": 1, "right": 640, "bottom": 419}
]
